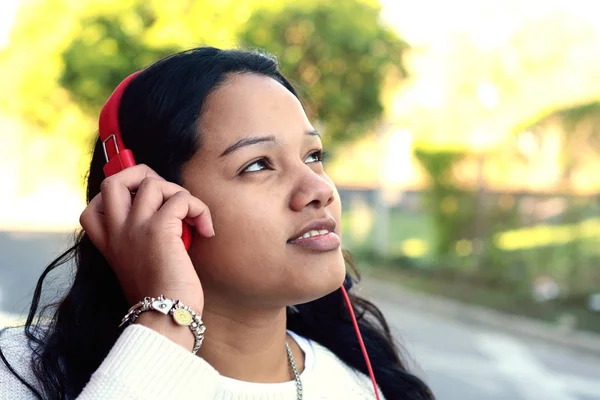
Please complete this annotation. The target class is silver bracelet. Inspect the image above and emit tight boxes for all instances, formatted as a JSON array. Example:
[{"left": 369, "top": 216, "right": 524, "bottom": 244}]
[{"left": 119, "top": 295, "right": 206, "bottom": 353}]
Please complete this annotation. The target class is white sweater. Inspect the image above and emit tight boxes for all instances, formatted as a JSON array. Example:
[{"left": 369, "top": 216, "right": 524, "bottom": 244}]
[{"left": 0, "top": 324, "right": 385, "bottom": 399}]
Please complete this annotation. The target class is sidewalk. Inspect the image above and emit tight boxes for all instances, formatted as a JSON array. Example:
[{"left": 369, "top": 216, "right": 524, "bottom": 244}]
[
  {"left": 0, "top": 312, "right": 24, "bottom": 329},
  {"left": 358, "top": 276, "right": 600, "bottom": 357}
]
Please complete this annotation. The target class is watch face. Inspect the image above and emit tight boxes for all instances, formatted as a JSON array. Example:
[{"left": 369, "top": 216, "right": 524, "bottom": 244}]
[{"left": 173, "top": 308, "right": 193, "bottom": 326}]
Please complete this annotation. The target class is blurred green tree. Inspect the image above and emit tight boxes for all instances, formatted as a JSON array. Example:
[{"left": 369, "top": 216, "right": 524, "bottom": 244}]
[
  {"left": 54, "top": 0, "right": 284, "bottom": 114},
  {"left": 413, "top": 149, "right": 474, "bottom": 258},
  {"left": 239, "top": 1, "right": 408, "bottom": 147},
  {"left": 1, "top": 0, "right": 407, "bottom": 150}
]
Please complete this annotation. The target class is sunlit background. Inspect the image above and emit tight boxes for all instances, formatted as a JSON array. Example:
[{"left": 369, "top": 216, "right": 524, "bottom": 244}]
[{"left": 1, "top": 0, "right": 600, "bottom": 398}]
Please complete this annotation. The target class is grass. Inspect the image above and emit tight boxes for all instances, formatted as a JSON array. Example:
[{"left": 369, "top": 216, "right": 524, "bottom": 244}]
[
  {"left": 343, "top": 207, "right": 600, "bottom": 281},
  {"left": 341, "top": 207, "right": 600, "bottom": 334}
]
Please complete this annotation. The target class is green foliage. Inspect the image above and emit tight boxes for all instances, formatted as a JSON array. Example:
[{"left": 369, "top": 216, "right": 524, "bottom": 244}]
[
  {"left": 60, "top": 13, "right": 175, "bottom": 113},
  {"left": 558, "top": 101, "right": 600, "bottom": 132},
  {"left": 414, "top": 148, "right": 476, "bottom": 259},
  {"left": 238, "top": 0, "right": 408, "bottom": 147},
  {"left": 55, "top": 0, "right": 270, "bottom": 112},
  {"left": 514, "top": 100, "right": 600, "bottom": 187},
  {"left": 2, "top": 0, "right": 405, "bottom": 150},
  {"left": 477, "top": 197, "right": 522, "bottom": 285},
  {"left": 514, "top": 101, "right": 600, "bottom": 137}
]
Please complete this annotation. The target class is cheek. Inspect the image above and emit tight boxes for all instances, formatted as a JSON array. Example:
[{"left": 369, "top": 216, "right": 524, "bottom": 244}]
[
  {"left": 213, "top": 192, "right": 285, "bottom": 240},
  {"left": 189, "top": 192, "right": 285, "bottom": 279},
  {"left": 186, "top": 177, "right": 346, "bottom": 303}
]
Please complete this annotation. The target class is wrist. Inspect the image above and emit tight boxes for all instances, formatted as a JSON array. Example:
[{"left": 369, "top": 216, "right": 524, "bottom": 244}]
[
  {"left": 120, "top": 295, "right": 206, "bottom": 353},
  {"left": 137, "top": 311, "right": 196, "bottom": 352}
]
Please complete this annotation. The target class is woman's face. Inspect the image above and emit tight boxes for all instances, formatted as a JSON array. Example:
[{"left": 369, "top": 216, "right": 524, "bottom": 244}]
[{"left": 181, "top": 73, "right": 345, "bottom": 309}]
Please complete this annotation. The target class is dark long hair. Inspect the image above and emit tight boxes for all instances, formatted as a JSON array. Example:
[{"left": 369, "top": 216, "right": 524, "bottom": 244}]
[{"left": 0, "top": 47, "right": 434, "bottom": 400}]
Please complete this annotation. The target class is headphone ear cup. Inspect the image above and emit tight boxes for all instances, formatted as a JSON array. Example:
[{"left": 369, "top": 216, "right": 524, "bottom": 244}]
[
  {"left": 99, "top": 70, "right": 191, "bottom": 251},
  {"left": 182, "top": 222, "right": 192, "bottom": 251}
]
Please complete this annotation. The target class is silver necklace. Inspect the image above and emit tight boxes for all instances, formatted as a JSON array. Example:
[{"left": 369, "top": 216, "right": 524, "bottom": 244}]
[{"left": 285, "top": 342, "right": 303, "bottom": 400}]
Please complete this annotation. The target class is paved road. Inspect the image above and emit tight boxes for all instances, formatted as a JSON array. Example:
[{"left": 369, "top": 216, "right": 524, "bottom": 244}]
[
  {"left": 1, "top": 230, "right": 599, "bottom": 399},
  {"left": 370, "top": 296, "right": 600, "bottom": 400}
]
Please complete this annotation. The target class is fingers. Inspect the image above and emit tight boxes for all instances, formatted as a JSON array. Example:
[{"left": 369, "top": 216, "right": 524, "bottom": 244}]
[
  {"left": 128, "top": 177, "right": 190, "bottom": 222},
  {"left": 99, "top": 165, "right": 164, "bottom": 235},
  {"left": 81, "top": 164, "right": 214, "bottom": 250},
  {"left": 155, "top": 191, "right": 214, "bottom": 238},
  {"left": 99, "top": 178, "right": 132, "bottom": 234},
  {"left": 79, "top": 193, "right": 108, "bottom": 253},
  {"left": 128, "top": 177, "right": 215, "bottom": 238}
]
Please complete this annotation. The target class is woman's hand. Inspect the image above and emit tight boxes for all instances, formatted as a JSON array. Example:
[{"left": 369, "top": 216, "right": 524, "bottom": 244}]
[{"left": 79, "top": 164, "right": 213, "bottom": 349}]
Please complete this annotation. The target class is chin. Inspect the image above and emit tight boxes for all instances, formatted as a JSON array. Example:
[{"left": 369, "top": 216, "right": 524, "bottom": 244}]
[{"left": 294, "top": 256, "right": 347, "bottom": 304}]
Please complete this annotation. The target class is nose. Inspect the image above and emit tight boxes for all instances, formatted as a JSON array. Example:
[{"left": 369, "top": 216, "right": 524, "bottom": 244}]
[{"left": 289, "top": 166, "right": 335, "bottom": 212}]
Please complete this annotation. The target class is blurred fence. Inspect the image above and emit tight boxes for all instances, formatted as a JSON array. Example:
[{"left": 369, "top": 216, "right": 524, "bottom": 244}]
[{"left": 340, "top": 187, "right": 600, "bottom": 296}]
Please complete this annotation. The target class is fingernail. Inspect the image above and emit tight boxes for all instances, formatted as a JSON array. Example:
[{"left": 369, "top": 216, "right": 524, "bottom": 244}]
[{"left": 212, "top": 228, "right": 216, "bottom": 237}]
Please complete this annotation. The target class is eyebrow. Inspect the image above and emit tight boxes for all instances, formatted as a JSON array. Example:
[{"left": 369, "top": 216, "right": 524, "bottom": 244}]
[{"left": 219, "top": 130, "right": 321, "bottom": 157}]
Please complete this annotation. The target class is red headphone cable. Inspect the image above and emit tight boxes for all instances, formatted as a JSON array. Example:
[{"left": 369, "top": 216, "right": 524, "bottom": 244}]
[{"left": 341, "top": 285, "right": 381, "bottom": 400}]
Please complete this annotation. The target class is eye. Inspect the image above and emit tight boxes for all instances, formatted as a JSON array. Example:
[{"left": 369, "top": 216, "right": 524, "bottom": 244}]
[
  {"left": 305, "top": 149, "right": 327, "bottom": 164},
  {"left": 240, "top": 157, "right": 273, "bottom": 174}
]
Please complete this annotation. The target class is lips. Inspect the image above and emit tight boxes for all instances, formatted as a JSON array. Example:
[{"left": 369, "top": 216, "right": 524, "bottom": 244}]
[
  {"left": 287, "top": 217, "right": 341, "bottom": 251},
  {"left": 287, "top": 217, "right": 337, "bottom": 242}
]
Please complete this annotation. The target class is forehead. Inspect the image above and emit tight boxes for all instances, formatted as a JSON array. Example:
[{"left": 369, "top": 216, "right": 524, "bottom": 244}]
[{"left": 198, "top": 73, "right": 312, "bottom": 152}]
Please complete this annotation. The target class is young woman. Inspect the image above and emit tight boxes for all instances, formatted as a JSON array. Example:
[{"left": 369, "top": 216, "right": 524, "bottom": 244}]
[{"left": 0, "top": 47, "right": 434, "bottom": 399}]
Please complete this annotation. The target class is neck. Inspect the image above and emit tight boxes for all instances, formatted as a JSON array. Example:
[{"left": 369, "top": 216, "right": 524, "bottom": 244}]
[{"left": 197, "top": 302, "right": 304, "bottom": 383}]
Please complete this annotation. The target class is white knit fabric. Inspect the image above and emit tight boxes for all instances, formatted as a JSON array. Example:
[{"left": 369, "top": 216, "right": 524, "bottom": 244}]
[{"left": 0, "top": 324, "right": 385, "bottom": 399}]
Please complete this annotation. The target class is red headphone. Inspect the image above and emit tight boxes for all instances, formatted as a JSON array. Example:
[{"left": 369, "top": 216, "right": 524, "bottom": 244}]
[
  {"left": 99, "top": 71, "right": 380, "bottom": 400},
  {"left": 98, "top": 71, "right": 192, "bottom": 249}
]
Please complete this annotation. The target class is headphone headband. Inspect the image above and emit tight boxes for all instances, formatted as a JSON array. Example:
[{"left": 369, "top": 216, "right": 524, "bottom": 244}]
[{"left": 98, "top": 71, "right": 141, "bottom": 177}]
